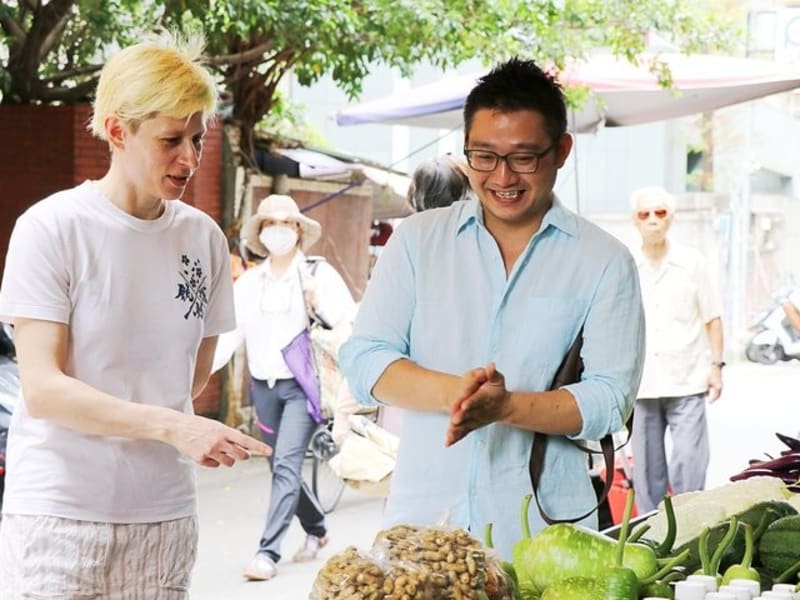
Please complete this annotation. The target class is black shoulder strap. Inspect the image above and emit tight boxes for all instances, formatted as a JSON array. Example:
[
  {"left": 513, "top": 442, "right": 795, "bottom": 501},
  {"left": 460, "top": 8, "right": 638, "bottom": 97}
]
[
  {"left": 528, "top": 328, "right": 633, "bottom": 525},
  {"left": 305, "top": 256, "right": 325, "bottom": 274},
  {"left": 530, "top": 429, "right": 617, "bottom": 525}
]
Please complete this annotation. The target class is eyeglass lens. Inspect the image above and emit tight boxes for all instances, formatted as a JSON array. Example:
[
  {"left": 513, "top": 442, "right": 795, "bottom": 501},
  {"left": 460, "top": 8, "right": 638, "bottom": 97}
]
[
  {"left": 637, "top": 209, "right": 668, "bottom": 220},
  {"left": 466, "top": 152, "right": 539, "bottom": 173}
]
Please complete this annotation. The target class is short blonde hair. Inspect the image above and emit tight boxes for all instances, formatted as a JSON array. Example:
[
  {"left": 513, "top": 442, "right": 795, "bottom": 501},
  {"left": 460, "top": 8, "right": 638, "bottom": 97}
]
[
  {"left": 90, "top": 30, "right": 217, "bottom": 139},
  {"left": 629, "top": 186, "right": 676, "bottom": 213}
]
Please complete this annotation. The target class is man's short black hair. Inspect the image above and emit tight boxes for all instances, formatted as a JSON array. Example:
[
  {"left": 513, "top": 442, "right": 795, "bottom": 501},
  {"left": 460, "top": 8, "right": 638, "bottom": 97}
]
[{"left": 463, "top": 57, "right": 568, "bottom": 144}]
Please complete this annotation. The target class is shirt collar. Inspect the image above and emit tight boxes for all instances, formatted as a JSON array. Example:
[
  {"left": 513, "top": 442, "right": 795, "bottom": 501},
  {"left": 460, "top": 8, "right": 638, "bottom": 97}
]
[
  {"left": 258, "top": 251, "right": 307, "bottom": 280},
  {"left": 543, "top": 195, "right": 579, "bottom": 238},
  {"left": 456, "top": 192, "right": 579, "bottom": 239},
  {"left": 633, "top": 241, "right": 687, "bottom": 269},
  {"left": 456, "top": 192, "right": 481, "bottom": 234}
]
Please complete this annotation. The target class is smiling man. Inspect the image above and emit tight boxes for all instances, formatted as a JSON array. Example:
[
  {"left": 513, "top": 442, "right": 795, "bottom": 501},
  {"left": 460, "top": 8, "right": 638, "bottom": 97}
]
[{"left": 340, "top": 58, "right": 646, "bottom": 559}]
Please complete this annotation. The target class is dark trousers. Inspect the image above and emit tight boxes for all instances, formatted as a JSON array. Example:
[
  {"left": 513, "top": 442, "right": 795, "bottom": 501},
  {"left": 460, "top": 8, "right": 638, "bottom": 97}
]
[
  {"left": 631, "top": 392, "right": 709, "bottom": 513},
  {"left": 250, "top": 377, "right": 326, "bottom": 562}
]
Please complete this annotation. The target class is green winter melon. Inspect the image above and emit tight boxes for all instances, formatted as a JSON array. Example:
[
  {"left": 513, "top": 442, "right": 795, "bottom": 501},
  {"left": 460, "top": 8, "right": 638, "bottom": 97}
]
[{"left": 758, "top": 514, "right": 800, "bottom": 577}]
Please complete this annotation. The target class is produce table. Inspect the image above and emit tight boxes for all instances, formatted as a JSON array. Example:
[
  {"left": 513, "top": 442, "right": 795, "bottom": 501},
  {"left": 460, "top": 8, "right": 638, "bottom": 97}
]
[{"left": 310, "top": 431, "right": 800, "bottom": 599}]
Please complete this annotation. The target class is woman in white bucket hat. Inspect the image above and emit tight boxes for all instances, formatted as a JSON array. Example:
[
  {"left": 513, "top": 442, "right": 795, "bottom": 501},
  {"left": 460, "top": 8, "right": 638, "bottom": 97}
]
[
  {"left": 214, "top": 193, "right": 355, "bottom": 581},
  {"left": 243, "top": 194, "right": 322, "bottom": 257}
]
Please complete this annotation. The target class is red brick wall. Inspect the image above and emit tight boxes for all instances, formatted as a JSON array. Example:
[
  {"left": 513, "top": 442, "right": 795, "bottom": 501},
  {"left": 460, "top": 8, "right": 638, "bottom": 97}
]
[{"left": 0, "top": 104, "right": 225, "bottom": 416}]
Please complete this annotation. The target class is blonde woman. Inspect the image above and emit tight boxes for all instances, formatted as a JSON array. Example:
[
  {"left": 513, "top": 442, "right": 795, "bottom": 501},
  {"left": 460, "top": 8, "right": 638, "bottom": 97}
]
[{"left": 0, "top": 32, "right": 270, "bottom": 598}]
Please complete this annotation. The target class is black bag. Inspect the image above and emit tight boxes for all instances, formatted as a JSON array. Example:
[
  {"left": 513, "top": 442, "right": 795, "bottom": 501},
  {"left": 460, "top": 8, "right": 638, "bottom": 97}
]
[{"left": 528, "top": 328, "right": 632, "bottom": 525}]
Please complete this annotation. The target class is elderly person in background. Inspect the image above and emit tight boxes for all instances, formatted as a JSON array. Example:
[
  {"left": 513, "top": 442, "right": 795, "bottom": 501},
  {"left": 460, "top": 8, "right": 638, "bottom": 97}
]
[
  {"left": 407, "top": 155, "right": 470, "bottom": 211},
  {"left": 630, "top": 186, "right": 725, "bottom": 514}
]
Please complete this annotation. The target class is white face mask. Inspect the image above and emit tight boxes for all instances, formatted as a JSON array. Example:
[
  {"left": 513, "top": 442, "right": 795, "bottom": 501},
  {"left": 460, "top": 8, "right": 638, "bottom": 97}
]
[{"left": 259, "top": 225, "right": 299, "bottom": 256}]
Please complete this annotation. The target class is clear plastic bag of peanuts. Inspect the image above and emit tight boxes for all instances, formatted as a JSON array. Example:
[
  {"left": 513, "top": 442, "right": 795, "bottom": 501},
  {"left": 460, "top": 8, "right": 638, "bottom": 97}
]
[
  {"left": 309, "top": 522, "right": 517, "bottom": 600},
  {"left": 309, "top": 545, "right": 387, "bottom": 600}
]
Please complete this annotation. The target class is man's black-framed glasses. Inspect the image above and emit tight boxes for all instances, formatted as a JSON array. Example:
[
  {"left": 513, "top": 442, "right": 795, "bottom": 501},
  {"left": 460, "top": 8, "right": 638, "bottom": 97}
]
[{"left": 463, "top": 142, "right": 557, "bottom": 174}]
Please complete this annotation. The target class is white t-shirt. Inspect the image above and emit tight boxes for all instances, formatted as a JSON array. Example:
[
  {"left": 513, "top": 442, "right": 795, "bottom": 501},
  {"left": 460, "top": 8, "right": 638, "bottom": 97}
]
[
  {"left": 634, "top": 242, "right": 722, "bottom": 398},
  {"left": 0, "top": 181, "right": 235, "bottom": 523}
]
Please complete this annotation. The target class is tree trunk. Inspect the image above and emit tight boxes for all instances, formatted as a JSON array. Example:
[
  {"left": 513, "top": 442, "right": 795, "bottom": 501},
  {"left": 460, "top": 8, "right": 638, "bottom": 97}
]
[{"left": 4, "top": 0, "right": 75, "bottom": 103}]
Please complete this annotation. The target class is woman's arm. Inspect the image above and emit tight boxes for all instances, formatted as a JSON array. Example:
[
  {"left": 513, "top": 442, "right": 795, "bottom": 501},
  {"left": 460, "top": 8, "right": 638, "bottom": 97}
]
[
  {"left": 193, "top": 335, "right": 218, "bottom": 398},
  {"left": 15, "top": 317, "right": 270, "bottom": 466}
]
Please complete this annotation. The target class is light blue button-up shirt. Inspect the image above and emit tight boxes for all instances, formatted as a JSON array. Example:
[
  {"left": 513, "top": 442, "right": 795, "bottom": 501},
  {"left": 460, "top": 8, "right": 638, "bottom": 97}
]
[{"left": 339, "top": 195, "right": 645, "bottom": 560}]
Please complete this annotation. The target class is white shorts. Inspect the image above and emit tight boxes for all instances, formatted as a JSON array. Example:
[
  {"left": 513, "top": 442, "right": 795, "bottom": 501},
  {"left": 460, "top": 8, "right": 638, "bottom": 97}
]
[{"left": 0, "top": 514, "right": 198, "bottom": 600}]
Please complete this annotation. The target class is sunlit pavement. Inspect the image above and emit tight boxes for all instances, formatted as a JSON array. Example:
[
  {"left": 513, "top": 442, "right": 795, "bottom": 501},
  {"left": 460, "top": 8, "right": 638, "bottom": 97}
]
[
  {"left": 190, "top": 359, "right": 800, "bottom": 599},
  {"left": 705, "top": 359, "right": 799, "bottom": 488},
  {"left": 191, "top": 457, "right": 384, "bottom": 600}
]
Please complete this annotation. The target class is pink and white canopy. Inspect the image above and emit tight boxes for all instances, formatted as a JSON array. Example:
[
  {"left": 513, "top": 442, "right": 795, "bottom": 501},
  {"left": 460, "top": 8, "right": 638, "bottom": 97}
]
[{"left": 335, "top": 53, "right": 800, "bottom": 133}]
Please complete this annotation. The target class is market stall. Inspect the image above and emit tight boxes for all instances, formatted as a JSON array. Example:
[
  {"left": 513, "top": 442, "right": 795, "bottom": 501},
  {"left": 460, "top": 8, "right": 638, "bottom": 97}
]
[{"left": 310, "top": 431, "right": 800, "bottom": 599}]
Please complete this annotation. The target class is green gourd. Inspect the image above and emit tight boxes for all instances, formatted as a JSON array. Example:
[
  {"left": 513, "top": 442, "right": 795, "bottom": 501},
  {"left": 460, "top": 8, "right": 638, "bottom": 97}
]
[
  {"left": 672, "top": 500, "right": 796, "bottom": 572},
  {"left": 600, "top": 489, "right": 639, "bottom": 600},
  {"left": 721, "top": 522, "right": 760, "bottom": 586},
  {"left": 539, "top": 576, "right": 605, "bottom": 600},
  {"left": 516, "top": 521, "right": 658, "bottom": 593},
  {"left": 758, "top": 515, "right": 800, "bottom": 579}
]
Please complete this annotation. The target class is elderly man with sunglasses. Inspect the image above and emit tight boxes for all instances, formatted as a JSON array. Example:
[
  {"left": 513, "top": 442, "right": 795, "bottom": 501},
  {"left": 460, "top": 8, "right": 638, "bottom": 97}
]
[{"left": 630, "top": 186, "right": 725, "bottom": 514}]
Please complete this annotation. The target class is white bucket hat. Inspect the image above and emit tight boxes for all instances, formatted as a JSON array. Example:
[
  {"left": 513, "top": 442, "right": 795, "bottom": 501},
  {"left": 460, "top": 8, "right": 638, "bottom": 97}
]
[{"left": 244, "top": 194, "right": 322, "bottom": 257}]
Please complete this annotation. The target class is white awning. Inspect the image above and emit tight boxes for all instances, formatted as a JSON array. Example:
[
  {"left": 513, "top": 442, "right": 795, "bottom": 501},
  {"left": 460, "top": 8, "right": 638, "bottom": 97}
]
[{"left": 275, "top": 148, "right": 413, "bottom": 219}]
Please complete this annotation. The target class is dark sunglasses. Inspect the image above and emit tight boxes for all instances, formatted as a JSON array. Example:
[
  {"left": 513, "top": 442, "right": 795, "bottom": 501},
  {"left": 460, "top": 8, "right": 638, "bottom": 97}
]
[{"left": 636, "top": 209, "right": 669, "bottom": 220}]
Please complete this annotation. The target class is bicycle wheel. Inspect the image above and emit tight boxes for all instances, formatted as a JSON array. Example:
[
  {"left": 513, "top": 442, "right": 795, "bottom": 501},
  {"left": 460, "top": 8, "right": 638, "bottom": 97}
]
[
  {"left": 312, "top": 455, "right": 346, "bottom": 514},
  {"left": 309, "top": 427, "right": 346, "bottom": 514}
]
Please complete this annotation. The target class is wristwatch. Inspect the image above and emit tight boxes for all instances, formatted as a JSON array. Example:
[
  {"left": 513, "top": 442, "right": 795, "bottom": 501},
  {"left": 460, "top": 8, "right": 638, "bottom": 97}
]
[{"left": 711, "top": 360, "right": 726, "bottom": 368}]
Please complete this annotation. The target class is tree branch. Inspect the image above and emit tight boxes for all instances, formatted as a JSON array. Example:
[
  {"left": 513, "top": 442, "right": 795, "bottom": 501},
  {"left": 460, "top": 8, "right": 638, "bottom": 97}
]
[
  {"left": 38, "top": 11, "right": 73, "bottom": 60},
  {"left": 40, "top": 63, "right": 102, "bottom": 85},
  {"left": 207, "top": 41, "right": 275, "bottom": 67},
  {"left": 0, "top": 14, "right": 26, "bottom": 43},
  {"left": 35, "top": 77, "right": 97, "bottom": 102}
]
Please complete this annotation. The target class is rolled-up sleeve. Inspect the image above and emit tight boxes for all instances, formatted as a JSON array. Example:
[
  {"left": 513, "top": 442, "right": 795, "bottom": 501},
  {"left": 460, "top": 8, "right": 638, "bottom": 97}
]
[
  {"left": 564, "top": 249, "right": 645, "bottom": 441},
  {"left": 339, "top": 225, "right": 416, "bottom": 407}
]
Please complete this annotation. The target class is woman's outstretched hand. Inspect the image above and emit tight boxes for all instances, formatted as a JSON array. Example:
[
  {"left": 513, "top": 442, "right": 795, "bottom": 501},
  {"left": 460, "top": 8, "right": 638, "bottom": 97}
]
[{"left": 169, "top": 414, "right": 272, "bottom": 468}]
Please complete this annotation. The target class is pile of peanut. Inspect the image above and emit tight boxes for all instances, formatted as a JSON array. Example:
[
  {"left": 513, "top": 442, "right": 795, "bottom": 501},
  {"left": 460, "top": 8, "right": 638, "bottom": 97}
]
[{"left": 310, "top": 524, "right": 515, "bottom": 600}]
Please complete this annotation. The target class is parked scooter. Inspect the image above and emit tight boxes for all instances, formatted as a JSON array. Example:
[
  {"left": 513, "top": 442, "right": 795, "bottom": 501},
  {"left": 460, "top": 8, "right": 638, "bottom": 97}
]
[
  {"left": 0, "top": 324, "right": 18, "bottom": 512},
  {"left": 745, "top": 286, "right": 800, "bottom": 364}
]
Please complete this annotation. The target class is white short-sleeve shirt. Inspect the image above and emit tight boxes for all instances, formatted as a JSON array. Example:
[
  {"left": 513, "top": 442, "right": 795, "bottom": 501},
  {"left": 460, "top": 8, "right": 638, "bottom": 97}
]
[
  {"left": 0, "top": 181, "right": 235, "bottom": 523},
  {"left": 635, "top": 241, "right": 722, "bottom": 398}
]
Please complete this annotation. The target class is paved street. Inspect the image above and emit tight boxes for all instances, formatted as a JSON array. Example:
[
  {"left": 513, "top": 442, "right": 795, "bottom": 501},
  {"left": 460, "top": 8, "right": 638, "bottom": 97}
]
[
  {"left": 704, "top": 360, "right": 800, "bottom": 489},
  {"left": 189, "top": 359, "right": 800, "bottom": 599},
  {"left": 191, "top": 459, "right": 384, "bottom": 600}
]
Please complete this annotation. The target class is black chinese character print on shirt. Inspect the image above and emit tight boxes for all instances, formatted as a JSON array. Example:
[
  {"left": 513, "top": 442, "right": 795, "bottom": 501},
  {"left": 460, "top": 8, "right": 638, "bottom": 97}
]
[{"left": 175, "top": 254, "right": 208, "bottom": 320}]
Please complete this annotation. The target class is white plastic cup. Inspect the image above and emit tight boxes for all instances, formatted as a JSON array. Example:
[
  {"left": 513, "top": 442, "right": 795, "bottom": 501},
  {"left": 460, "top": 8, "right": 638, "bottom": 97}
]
[
  {"left": 771, "top": 584, "right": 799, "bottom": 598},
  {"left": 719, "top": 584, "right": 756, "bottom": 600},
  {"left": 761, "top": 592, "right": 793, "bottom": 599},
  {"left": 674, "top": 580, "right": 710, "bottom": 600},
  {"left": 730, "top": 579, "right": 762, "bottom": 598},
  {"left": 686, "top": 573, "right": 719, "bottom": 592}
]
